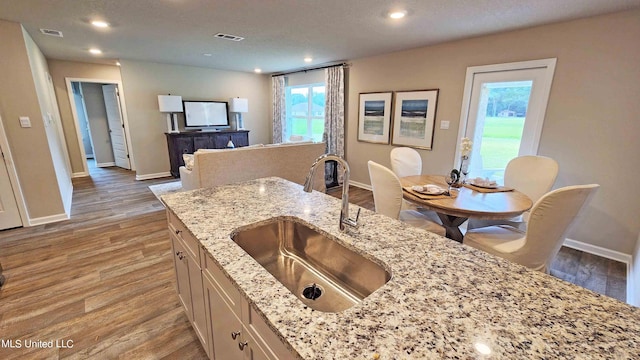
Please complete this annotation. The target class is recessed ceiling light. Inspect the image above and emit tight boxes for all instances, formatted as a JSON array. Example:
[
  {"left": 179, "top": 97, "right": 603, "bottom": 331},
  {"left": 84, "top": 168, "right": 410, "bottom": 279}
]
[
  {"left": 203, "top": 53, "right": 212, "bottom": 57},
  {"left": 304, "top": 57, "right": 313, "bottom": 63},
  {"left": 254, "top": 68, "right": 262, "bottom": 73},
  {"left": 389, "top": 11, "right": 406, "bottom": 19},
  {"left": 89, "top": 48, "right": 102, "bottom": 55},
  {"left": 116, "top": 61, "right": 121, "bottom": 66},
  {"left": 91, "top": 20, "right": 109, "bottom": 28}
]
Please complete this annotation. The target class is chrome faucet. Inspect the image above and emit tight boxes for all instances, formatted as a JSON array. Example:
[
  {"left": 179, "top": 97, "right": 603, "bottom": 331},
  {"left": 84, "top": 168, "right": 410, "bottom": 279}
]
[{"left": 303, "top": 154, "right": 360, "bottom": 231}]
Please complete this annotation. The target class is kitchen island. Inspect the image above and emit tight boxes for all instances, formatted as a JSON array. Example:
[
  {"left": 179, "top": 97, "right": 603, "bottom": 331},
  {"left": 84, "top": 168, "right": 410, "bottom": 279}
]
[{"left": 162, "top": 177, "right": 640, "bottom": 359}]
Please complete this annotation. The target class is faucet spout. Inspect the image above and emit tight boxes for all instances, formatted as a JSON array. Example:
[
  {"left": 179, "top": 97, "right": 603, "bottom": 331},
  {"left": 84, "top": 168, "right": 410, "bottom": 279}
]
[{"left": 303, "top": 154, "right": 360, "bottom": 231}]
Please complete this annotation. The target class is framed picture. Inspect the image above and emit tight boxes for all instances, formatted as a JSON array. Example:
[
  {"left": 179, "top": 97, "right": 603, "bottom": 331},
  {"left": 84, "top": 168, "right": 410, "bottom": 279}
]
[
  {"left": 391, "top": 89, "right": 439, "bottom": 150},
  {"left": 357, "top": 92, "right": 393, "bottom": 144}
]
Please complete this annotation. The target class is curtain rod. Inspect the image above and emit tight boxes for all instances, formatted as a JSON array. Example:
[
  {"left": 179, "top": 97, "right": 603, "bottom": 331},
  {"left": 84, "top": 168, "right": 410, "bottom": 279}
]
[{"left": 271, "top": 62, "right": 348, "bottom": 77}]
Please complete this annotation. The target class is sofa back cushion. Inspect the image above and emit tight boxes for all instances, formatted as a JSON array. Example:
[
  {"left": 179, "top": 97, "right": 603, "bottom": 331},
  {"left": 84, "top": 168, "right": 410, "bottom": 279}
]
[{"left": 195, "top": 142, "right": 326, "bottom": 191}]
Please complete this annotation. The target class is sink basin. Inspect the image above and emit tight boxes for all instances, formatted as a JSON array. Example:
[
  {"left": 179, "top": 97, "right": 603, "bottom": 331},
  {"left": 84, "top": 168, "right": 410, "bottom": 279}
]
[{"left": 231, "top": 217, "right": 391, "bottom": 312}]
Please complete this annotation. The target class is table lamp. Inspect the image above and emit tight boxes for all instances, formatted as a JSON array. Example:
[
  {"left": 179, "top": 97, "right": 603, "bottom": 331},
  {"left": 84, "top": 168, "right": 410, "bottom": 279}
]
[
  {"left": 229, "top": 97, "right": 248, "bottom": 130},
  {"left": 158, "top": 95, "right": 183, "bottom": 133}
]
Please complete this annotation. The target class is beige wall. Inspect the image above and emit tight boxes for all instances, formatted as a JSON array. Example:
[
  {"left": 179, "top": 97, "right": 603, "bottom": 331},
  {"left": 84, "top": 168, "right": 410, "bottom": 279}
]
[
  {"left": 346, "top": 9, "right": 640, "bottom": 254},
  {"left": 0, "top": 20, "right": 65, "bottom": 220},
  {"left": 48, "top": 60, "right": 123, "bottom": 174},
  {"left": 118, "top": 59, "right": 270, "bottom": 177},
  {"left": 22, "top": 27, "right": 73, "bottom": 215}
]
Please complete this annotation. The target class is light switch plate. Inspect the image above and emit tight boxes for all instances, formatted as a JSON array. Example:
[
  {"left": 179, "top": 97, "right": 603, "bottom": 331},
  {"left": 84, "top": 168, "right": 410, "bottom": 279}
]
[
  {"left": 19, "top": 116, "right": 31, "bottom": 128},
  {"left": 440, "top": 120, "right": 450, "bottom": 130}
]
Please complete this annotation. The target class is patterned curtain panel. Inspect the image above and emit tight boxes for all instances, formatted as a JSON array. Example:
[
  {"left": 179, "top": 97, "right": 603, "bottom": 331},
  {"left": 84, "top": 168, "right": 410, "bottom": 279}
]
[
  {"left": 323, "top": 65, "right": 345, "bottom": 185},
  {"left": 272, "top": 75, "right": 286, "bottom": 143}
]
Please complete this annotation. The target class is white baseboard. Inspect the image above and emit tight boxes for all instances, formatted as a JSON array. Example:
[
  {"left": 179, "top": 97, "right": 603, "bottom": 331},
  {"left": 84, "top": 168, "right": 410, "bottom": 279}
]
[
  {"left": 96, "top": 162, "right": 116, "bottom": 168},
  {"left": 72, "top": 171, "right": 89, "bottom": 178},
  {"left": 135, "top": 172, "right": 173, "bottom": 181},
  {"left": 563, "top": 238, "right": 632, "bottom": 264},
  {"left": 28, "top": 212, "right": 70, "bottom": 226},
  {"left": 349, "top": 180, "right": 371, "bottom": 191}
]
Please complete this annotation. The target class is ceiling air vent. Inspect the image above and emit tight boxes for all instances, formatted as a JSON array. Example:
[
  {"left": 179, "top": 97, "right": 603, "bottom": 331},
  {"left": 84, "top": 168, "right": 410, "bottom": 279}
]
[
  {"left": 214, "top": 33, "right": 244, "bottom": 42},
  {"left": 40, "top": 28, "right": 63, "bottom": 37}
]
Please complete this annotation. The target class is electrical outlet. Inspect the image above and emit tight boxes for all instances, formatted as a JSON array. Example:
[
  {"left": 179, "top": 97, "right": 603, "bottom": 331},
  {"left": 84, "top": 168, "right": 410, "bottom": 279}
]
[{"left": 440, "top": 120, "right": 450, "bottom": 130}]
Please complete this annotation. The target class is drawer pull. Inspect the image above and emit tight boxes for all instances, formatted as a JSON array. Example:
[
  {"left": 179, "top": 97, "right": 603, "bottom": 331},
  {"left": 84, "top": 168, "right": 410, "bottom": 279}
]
[
  {"left": 238, "top": 341, "right": 248, "bottom": 351},
  {"left": 176, "top": 251, "right": 185, "bottom": 260},
  {"left": 231, "top": 331, "right": 241, "bottom": 340},
  {"left": 175, "top": 229, "right": 182, "bottom": 235}
]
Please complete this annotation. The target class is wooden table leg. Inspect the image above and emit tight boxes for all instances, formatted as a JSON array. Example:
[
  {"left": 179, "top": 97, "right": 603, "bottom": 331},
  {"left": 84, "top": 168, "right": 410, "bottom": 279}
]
[{"left": 436, "top": 214, "right": 468, "bottom": 243}]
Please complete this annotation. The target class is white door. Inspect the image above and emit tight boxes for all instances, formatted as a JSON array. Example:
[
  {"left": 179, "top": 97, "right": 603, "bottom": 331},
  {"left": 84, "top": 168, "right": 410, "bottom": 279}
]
[
  {"left": 102, "top": 84, "right": 131, "bottom": 169},
  {"left": 0, "top": 142, "right": 22, "bottom": 230},
  {"left": 457, "top": 59, "right": 556, "bottom": 183}
]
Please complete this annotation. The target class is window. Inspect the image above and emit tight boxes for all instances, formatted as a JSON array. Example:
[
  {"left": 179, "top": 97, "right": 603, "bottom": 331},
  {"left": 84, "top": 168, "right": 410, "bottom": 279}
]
[{"left": 285, "top": 83, "right": 325, "bottom": 142}]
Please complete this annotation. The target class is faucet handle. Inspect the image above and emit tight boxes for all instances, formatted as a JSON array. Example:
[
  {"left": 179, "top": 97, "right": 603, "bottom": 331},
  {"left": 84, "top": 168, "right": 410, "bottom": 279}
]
[{"left": 353, "top": 207, "right": 361, "bottom": 223}]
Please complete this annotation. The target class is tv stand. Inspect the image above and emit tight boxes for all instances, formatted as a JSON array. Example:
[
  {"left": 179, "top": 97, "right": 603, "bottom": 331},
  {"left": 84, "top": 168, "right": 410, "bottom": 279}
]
[{"left": 165, "top": 130, "right": 249, "bottom": 177}]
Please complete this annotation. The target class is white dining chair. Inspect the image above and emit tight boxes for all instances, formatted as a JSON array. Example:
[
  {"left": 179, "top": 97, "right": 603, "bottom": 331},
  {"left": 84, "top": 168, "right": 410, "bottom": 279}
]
[
  {"left": 390, "top": 147, "right": 422, "bottom": 178},
  {"left": 464, "top": 184, "right": 599, "bottom": 273},
  {"left": 467, "top": 155, "right": 559, "bottom": 230},
  {"left": 368, "top": 161, "right": 446, "bottom": 236}
]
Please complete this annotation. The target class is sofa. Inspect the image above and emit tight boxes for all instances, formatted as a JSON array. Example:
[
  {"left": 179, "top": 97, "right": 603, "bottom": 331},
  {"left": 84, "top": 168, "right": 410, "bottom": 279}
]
[{"left": 179, "top": 142, "right": 327, "bottom": 191}]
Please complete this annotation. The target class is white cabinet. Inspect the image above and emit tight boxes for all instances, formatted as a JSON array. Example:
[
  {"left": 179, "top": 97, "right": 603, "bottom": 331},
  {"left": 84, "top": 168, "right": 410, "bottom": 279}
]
[
  {"left": 169, "top": 211, "right": 209, "bottom": 357},
  {"left": 168, "top": 209, "right": 294, "bottom": 360}
]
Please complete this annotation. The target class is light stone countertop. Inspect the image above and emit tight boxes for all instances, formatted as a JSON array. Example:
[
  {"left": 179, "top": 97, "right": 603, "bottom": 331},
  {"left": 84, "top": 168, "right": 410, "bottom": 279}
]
[{"left": 162, "top": 177, "right": 640, "bottom": 359}]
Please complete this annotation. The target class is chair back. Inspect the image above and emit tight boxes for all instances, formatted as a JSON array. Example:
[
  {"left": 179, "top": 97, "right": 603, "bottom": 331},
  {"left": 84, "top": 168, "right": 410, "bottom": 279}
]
[
  {"left": 517, "top": 184, "right": 599, "bottom": 272},
  {"left": 390, "top": 147, "right": 422, "bottom": 178},
  {"left": 368, "top": 161, "right": 403, "bottom": 219},
  {"left": 504, "top": 155, "right": 558, "bottom": 203}
]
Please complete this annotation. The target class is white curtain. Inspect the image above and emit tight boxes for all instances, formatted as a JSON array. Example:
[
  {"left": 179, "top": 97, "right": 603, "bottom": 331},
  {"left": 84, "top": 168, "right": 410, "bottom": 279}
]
[
  {"left": 272, "top": 75, "right": 286, "bottom": 143},
  {"left": 323, "top": 65, "right": 345, "bottom": 184}
]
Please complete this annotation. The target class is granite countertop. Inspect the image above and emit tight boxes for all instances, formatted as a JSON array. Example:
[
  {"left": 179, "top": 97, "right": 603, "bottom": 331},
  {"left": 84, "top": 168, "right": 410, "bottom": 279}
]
[{"left": 162, "top": 177, "right": 640, "bottom": 359}]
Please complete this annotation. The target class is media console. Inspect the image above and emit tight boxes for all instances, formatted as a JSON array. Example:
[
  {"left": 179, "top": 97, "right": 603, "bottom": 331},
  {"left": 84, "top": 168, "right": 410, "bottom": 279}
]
[{"left": 165, "top": 130, "right": 249, "bottom": 177}]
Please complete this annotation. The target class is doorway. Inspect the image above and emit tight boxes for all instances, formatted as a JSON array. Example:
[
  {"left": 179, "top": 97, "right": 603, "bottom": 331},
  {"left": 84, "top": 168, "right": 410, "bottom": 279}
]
[
  {"left": 0, "top": 115, "right": 27, "bottom": 230},
  {"left": 456, "top": 59, "right": 556, "bottom": 183},
  {"left": 66, "top": 78, "right": 133, "bottom": 176}
]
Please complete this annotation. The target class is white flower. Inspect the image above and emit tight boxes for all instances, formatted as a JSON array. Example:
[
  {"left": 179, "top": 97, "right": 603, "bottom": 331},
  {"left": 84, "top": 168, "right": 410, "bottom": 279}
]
[{"left": 460, "top": 137, "right": 473, "bottom": 157}]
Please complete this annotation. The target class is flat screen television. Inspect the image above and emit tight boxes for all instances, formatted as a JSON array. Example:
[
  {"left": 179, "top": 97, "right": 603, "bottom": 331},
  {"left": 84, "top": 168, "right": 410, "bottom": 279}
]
[{"left": 183, "top": 100, "right": 230, "bottom": 129}]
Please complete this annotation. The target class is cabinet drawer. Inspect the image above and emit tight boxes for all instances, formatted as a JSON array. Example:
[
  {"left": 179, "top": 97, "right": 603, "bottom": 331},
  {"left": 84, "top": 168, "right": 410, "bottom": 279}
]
[
  {"left": 168, "top": 211, "right": 200, "bottom": 264},
  {"left": 244, "top": 299, "right": 295, "bottom": 360},
  {"left": 201, "top": 249, "right": 242, "bottom": 317}
]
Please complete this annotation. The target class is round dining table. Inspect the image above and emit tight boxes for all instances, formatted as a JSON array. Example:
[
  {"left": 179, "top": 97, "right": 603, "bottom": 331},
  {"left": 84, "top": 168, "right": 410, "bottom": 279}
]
[{"left": 400, "top": 175, "right": 533, "bottom": 242}]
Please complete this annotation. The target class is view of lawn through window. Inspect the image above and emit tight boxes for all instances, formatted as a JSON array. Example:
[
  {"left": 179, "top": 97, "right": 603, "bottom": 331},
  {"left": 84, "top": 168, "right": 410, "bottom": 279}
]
[
  {"left": 473, "top": 84, "right": 530, "bottom": 181},
  {"left": 286, "top": 84, "right": 325, "bottom": 142}
]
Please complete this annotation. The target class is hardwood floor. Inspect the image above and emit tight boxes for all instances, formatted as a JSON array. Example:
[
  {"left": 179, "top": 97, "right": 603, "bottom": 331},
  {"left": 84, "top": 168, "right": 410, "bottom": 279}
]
[
  {"left": 0, "top": 166, "right": 626, "bottom": 359},
  {"left": 328, "top": 185, "right": 627, "bottom": 302},
  {"left": 0, "top": 162, "right": 208, "bottom": 360}
]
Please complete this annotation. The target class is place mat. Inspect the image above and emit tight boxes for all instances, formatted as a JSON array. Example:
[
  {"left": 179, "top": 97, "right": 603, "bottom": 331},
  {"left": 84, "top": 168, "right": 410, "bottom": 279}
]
[
  {"left": 403, "top": 187, "right": 456, "bottom": 200},
  {"left": 463, "top": 183, "right": 513, "bottom": 193}
]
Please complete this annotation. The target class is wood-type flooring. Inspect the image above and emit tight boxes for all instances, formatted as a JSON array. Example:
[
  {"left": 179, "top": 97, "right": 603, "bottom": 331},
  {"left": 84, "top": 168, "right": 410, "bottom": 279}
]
[{"left": 0, "top": 162, "right": 208, "bottom": 359}]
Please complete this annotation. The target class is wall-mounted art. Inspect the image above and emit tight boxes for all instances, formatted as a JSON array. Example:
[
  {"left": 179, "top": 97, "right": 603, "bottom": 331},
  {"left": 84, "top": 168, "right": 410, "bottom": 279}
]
[
  {"left": 357, "top": 92, "right": 393, "bottom": 144},
  {"left": 391, "top": 89, "right": 439, "bottom": 150}
]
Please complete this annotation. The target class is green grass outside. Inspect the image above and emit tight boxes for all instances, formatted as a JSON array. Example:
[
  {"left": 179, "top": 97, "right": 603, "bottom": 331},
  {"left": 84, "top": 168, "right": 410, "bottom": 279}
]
[
  {"left": 478, "top": 117, "right": 525, "bottom": 175},
  {"left": 291, "top": 117, "right": 324, "bottom": 138}
]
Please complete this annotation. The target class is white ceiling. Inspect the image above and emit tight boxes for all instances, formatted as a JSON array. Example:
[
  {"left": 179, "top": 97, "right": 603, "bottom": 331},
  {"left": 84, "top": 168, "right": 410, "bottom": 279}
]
[{"left": 1, "top": 0, "right": 639, "bottom": 74}]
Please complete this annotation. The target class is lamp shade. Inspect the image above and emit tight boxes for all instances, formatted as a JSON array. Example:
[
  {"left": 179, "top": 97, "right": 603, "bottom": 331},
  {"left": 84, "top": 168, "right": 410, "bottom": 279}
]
[
  {"left": 158, "top": 95, "right": 183, "bottom": 112},
  {"left": 229, "top": 98, "right": 248, "bottom": 113}
]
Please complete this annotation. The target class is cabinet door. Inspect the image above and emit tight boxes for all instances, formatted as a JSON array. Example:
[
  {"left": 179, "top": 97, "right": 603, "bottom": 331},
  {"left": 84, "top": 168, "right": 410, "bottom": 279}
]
[
  {"left": 231, "top": 132, "right": 249, "bottom": 147},
  {"left": 171, "top": 233, "right": 193, "bottom": 320},
  {"left": 189, "top": 256, "right": 209, "bottom": 356},
  {"left": 204, "top": 275, "right": 244, "bottom": 360},
  {"left": 193, "top": 135, "right": 213, "bottom": 150}
]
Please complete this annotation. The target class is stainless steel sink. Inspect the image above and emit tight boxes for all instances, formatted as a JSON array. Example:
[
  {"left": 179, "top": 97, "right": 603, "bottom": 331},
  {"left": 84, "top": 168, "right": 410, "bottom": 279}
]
[{"left": 231, "top": 217, "right": 391, "bottom": 312}]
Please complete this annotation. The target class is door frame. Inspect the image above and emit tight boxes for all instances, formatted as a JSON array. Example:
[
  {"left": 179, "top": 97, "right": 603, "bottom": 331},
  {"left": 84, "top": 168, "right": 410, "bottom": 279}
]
[
  {"left": 65, "top": 77, "right": 136, "bottom": 176},
  {"left": 0, "top": 115, "right": 29, "bottom": 227},
  {"left": 455, "top": 58, "right": 557, "bottom": 168}
]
